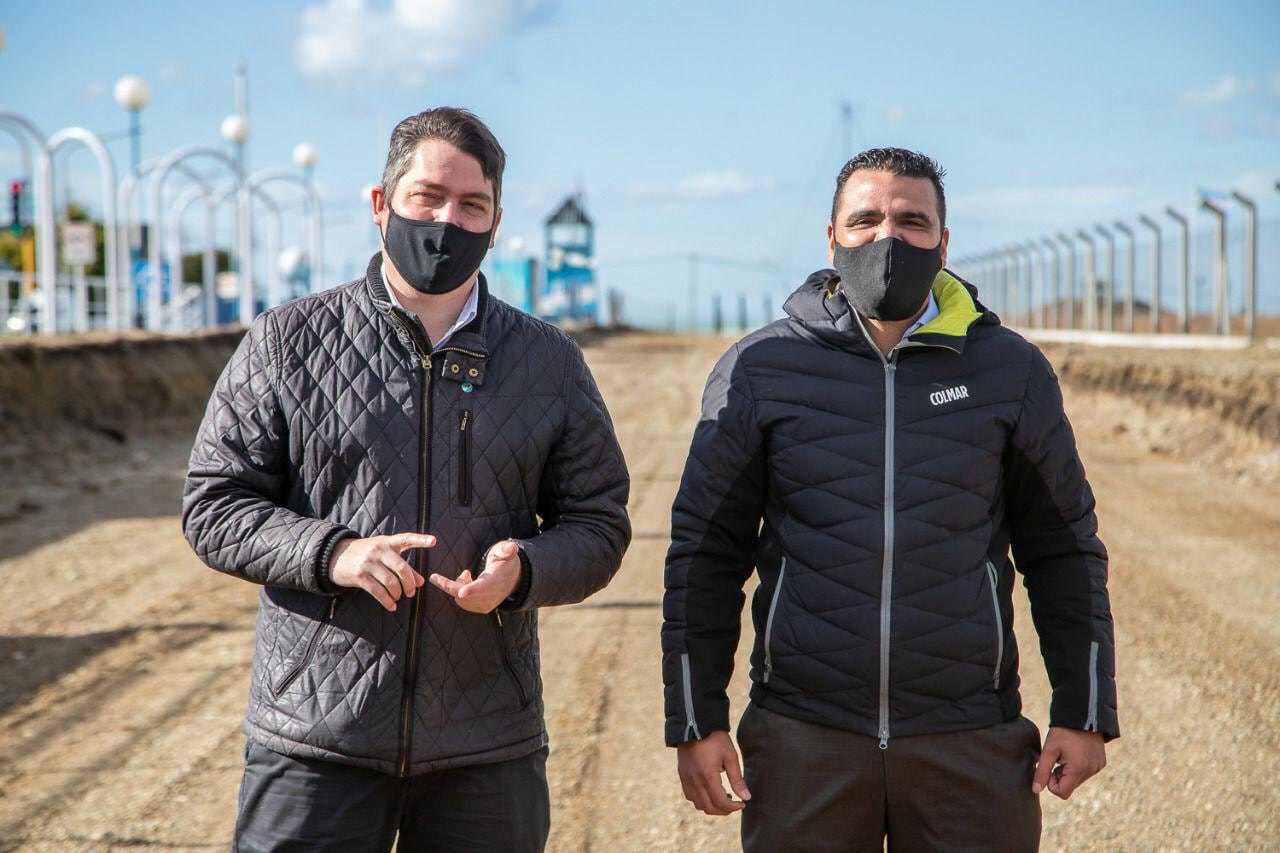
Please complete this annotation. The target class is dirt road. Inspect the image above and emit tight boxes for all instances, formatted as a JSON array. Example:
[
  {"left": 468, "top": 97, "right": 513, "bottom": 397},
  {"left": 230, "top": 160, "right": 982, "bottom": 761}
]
[{"left": 1, "top": 332, "right": 1277, "bottom": 851}]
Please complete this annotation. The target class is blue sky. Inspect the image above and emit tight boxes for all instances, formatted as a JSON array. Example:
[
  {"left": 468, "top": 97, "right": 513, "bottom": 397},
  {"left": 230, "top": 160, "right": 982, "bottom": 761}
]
[{"left": 3, "top": 0, "right": 1278, "bottom": 326}]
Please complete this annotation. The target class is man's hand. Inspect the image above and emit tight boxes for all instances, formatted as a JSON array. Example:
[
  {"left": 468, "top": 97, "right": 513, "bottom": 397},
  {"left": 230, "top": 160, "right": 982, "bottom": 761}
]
[
  {"left": 429, "top": 540, "right": 522, "bottom": 614},
  {"left": 676, "top": 731, "right": 752, "bottom": 816},
  {"left": 1033, "top": 727, "right": 1106, "bottom": 800},
  {"left": 329, "top": 533, "right": 435, "bottom": 612}
]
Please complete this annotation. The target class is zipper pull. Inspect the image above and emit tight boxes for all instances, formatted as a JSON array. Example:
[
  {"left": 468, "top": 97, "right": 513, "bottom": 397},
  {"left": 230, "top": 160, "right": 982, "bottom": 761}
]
[
  {"left": 879, "top": 736, "right": 889, "bottom": 750},
  {"left": 460, "top": 410, "right": 470, "bottom": 431},
  {"left": 327, "top": 598, "right": 337, "bottom": 619},
  {"left": 495, "top": 610, "right": 504, "bottom": 627}
]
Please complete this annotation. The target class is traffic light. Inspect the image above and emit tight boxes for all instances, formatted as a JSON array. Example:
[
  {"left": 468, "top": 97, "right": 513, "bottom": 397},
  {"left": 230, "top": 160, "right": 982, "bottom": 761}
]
[{"left": 8, "top": 181, "right": 21, "bottom": 236}]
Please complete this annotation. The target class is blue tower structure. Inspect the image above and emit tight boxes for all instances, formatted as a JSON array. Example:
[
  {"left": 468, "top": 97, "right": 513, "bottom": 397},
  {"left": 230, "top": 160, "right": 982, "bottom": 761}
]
[{"left": 542, "top": 194, "right": 596, "bottom": 326}]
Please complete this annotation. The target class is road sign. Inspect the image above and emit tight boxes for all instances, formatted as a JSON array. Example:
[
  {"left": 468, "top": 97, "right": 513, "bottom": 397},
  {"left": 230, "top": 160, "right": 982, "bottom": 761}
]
[{"left": 61, "top": 223, "right": 97, "bottom": 267}]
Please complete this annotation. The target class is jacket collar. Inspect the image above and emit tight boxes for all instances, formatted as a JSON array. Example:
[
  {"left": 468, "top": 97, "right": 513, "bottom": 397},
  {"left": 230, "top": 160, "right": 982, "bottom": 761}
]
[
  {"left": 363, "top": 252, "right": 492, "bottom": 359},
  {"left": 363, "top": 253, "right": 493, "bottom": 386},
  {"left": 783, "top": 267, "right": 996, "bottom": 356}
]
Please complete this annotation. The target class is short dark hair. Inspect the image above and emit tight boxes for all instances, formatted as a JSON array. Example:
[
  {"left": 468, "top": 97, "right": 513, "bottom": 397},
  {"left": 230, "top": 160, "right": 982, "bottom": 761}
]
[
  {"left": 381, "top": 107, "right": 507, "bottom": 209},
  {"left": 830, "top": 147, "right": 947, "bottom": 227}
]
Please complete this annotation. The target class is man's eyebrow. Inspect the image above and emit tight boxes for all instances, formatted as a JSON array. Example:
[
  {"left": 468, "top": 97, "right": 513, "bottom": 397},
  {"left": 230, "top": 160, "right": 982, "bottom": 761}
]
[
  {"left": 407, "top": 180, "right": 492, "bottom": 202},
  {"left": 844, "top": 208, "right": 885, "bottom": 223},
  {"left": 891, "top": 209, "right": 935, "bottom": 223}
]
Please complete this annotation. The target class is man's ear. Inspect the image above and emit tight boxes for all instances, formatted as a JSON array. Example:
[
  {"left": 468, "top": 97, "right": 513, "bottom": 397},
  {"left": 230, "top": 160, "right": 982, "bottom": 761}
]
[
  {"left": 939, "top": 226, "right": 950, "bottom": 268},
  {"left": 827, "top": 222, "right": 837, "bottom": 266},
  {"left": 371, "top": 185, "right": 387, "bottom": 230}
]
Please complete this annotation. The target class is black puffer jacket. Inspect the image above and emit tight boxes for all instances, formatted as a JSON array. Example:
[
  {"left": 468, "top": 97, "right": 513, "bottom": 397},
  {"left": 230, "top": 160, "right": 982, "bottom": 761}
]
[
  {"left": 184, "top": 255, "right": 630, "bottom": 776},
  {"left": 662, "top": 269, "right": 1117, "bottom": 747}
]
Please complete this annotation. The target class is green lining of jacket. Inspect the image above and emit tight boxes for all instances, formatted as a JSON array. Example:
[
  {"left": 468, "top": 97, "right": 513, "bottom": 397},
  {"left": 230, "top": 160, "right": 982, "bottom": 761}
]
[{"left": 905, "top": 270, "right": 983, "bottom": 353}]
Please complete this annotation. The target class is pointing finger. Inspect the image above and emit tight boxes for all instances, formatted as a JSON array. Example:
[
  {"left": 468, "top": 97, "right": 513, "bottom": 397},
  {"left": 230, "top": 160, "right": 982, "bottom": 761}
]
[{"left": 392, "top": 533, "right": 437, "bottom": 552}]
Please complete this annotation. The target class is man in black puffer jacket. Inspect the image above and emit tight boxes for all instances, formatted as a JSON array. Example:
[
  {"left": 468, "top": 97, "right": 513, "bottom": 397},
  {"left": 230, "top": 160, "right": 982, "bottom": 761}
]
[
  {"left": 184, "top": 108, "right": 629, "bottom": 851},
  {"left": 662, "top": 148, "right": 1115, "bottom": 852}
]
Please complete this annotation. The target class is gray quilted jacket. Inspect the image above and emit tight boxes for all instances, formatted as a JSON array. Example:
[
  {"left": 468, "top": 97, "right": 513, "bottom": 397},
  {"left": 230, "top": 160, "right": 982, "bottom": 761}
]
[
  {"left": 183, "top": 255, "right": 630, "bottom": 776},
  {"left": 663, "top": 269, "right": 1117, "bottom": 747}
]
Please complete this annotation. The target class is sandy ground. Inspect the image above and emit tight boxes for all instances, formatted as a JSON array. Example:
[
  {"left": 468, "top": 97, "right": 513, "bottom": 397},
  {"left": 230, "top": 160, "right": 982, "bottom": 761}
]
[{"left": 1, "top": 332, "right": 1277, "bottom": 851}]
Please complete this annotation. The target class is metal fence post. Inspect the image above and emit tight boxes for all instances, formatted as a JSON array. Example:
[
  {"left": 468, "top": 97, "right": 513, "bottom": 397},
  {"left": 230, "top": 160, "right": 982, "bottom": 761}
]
[
  {"left": 1199, "top": 199, "right": 1229, "bottom": 335},
  {"left": 1138, "top": 215, "right": 1162, "bottom": 333}
]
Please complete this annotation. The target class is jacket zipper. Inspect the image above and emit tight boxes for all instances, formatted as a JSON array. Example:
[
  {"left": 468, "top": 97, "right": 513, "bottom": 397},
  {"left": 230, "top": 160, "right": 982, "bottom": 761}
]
[
  {"left": 985, "top": 560, "right": 1003, "bottom": 689},
  {"left": 1084, "top": 640, "right": 1100, "bottom": 732},
  {"left": 877, "top": 352, "right": 897, "bottom": 749},
  {"left": 394, "top": 314, "right": 433, "bottom": 778},
  {"left": 271, "top": 596, "right": 339, "bottom": 697},
  {"left": 761, "top": 558, "right": 788, "bottom": 683},
  {"left": 457, "top": 409, "right": 472, "bottom": 506},
  {"left": 852, "top": 312, "right": 899, "bottom": 750},
  {"left": 494, "top": 615, "right": 531, "bottom": 706}
]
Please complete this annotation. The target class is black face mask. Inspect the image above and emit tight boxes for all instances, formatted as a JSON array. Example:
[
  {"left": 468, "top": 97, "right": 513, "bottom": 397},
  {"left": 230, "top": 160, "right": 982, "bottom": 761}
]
[
  {"left": 832, "top": 235, "right": 943, "bottom": 321},
  {"left": 382, "top": 204, "right": 492, "bottom": 295}
]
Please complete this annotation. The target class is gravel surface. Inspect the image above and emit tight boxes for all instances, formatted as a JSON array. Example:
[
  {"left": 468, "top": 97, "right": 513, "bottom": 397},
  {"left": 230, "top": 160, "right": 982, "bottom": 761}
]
[{"left": 0, "top": 332, "right": 1276, "bottom": 851}]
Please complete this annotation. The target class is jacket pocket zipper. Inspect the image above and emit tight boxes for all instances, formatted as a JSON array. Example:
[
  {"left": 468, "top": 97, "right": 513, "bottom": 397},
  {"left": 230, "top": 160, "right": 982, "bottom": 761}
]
[
  {"left": 272, "top": 597, "right": 339, "bottom": 697},
  {"left": 495, "top": 614, "right": 530, "bottom": 706},
  {"left": 985, "top": 560, "right": 1003, "bottom": 689},
  {"left": 457, "top": 409, "right": 472, "bottom": 507},
  {"left": 762, "top": 558, "right": 788, "bottom": 683}
]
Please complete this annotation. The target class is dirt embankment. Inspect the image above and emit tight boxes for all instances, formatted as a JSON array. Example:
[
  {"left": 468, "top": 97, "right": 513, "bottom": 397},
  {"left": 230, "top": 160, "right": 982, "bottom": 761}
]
[
  {"left": 1041, "top": 343, "right": 1280, "bottom": 445},
  {"left": 0, "top": 331, "right": 245, "bottom": 446}
]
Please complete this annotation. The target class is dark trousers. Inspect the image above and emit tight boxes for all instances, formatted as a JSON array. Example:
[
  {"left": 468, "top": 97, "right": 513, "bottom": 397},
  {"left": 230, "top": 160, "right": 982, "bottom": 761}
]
[
  {"left": 737, "top": 703, "right": 1042, "bottom": 853},
  {"left": 233, "top": 740, "right": 550, "bottom": 853}
]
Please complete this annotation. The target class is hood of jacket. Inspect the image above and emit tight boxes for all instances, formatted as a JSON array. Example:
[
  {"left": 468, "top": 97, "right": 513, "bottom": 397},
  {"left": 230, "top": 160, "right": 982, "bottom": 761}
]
[{"left": 783, "top": 267, "right": 998, "bottom": 355}]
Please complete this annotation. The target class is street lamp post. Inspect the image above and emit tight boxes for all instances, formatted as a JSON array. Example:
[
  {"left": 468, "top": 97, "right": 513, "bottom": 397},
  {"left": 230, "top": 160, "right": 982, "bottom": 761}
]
[
  {"left": 293, "top": 143, "right": 318, "bottom": 183},
  {"left": 113, "top": 75, "right": 150, "bottom": 175},
  {"left": 219, "top": 116, "right": 255, "bottom": 327}
]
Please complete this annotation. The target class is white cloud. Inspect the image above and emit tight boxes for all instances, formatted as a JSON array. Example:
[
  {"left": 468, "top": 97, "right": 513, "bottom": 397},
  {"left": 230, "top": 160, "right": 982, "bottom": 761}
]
[
  {"left": 295, "top": 0, "right": 551, "bottom": 83},
  {"left": 626, "top": 171, "right": 774, "bottom": 201},
  {"left": 1181, "top": 75, "right": 1241, "bottom": 106},
  {"left": 886, "top": 105, "right": 906, "bottom": 123},
  {"left": 84, "top": 80, "right": 109, "bottom": 99}
]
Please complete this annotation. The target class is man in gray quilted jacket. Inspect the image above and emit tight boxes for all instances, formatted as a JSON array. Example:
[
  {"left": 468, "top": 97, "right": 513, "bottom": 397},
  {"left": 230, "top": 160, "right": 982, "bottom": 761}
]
[
  {"left": 663, "top": 148, "right": 1116, "bottom": 851},
  {"left": 183, "top": 107, "right": 630, "bottom": 851}
]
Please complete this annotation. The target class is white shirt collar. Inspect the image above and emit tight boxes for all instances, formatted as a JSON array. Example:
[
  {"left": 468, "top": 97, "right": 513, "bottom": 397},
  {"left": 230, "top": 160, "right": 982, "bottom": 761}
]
[
  {"left": 381, "top": 260, "right": 480, "bottom": 351},
  {"left": 904, "top": 291, "right": 940, "bottom": 338}
]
